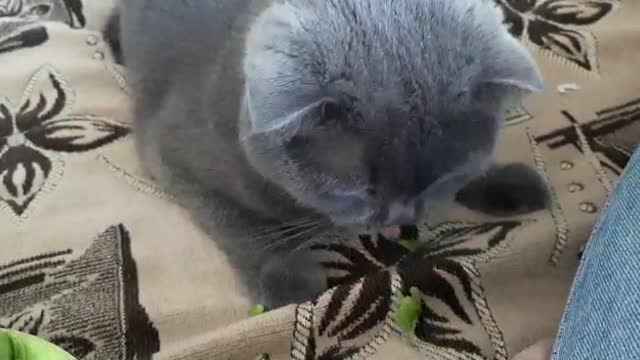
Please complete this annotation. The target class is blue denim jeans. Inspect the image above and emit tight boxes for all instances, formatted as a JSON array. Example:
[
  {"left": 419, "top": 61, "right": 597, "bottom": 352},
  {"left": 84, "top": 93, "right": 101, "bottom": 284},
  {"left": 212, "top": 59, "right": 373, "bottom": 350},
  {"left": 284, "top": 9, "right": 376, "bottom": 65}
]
[{"left": 552, "top": 148, "right": 640, "bottom": 359}]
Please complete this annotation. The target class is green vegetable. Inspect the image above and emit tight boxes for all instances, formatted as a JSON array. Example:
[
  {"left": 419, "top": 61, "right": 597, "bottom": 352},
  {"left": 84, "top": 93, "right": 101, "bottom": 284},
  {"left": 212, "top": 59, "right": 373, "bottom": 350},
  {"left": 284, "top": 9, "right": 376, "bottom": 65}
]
[
  {"left": 0, "top": 329, "right": 76, "bottom": 360},
  {"left": 248, "top": 304, "right": 266, "bottom": 317},
  {"left": 395, "top": 287, "right": 423, "bottom": 334}
]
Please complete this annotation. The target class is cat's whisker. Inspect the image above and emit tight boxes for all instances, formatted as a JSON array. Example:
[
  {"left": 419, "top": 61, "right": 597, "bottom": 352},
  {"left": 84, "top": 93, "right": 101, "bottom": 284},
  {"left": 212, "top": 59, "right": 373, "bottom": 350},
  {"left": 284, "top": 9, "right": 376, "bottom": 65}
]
[
  {"left": 251, "top": 223, "right": 322, "bottom": 248},
  {"left": 260, "top": 223, "right": 323, "bottom": 250},
  {"left": 253, "top": 217, "right": 318, "bottom": 232},
  {"left": 289, "top": 226, "right": 330, "bottom": 254},
  {"left": 262, "top": 222, "right": 326, "bottom": 252},
  {"left": 251, "top": 220, "right": 320, "bottom": 243}
]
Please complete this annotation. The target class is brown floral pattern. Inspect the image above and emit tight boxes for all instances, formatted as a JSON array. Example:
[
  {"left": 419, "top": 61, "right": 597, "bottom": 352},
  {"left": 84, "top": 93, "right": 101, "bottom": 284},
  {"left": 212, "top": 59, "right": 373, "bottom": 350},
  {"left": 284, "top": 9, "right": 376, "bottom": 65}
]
[
  {"left": 0, "top": 23, "right": 48, "bottom": 54},
  {"left": 536, "top": 98, "right": 640, "bottom": 176},
  {"left": 0, "top": 0, "right": 86, "bottom": 55},
  {"left": 0, "top": 225, "right": 160, "bottom": 359},
  {"left": 495, "top": 0, "right": 617, "bottom": 72},
  {"left": 292, "top": 221, "right": 528, "bottom": 359},
  {"left": 0, "top": 0, "right": 85, "bottom": 27},
  {"left": 0, "top": 66, "right": 129, "bottom": 216}
]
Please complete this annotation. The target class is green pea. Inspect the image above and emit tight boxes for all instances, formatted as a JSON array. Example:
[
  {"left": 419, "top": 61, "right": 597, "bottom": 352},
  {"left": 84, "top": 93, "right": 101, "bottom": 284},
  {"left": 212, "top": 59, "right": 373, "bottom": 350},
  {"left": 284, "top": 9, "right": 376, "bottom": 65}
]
[{"left": 248, "top": 304, "right": 266, "bottom": 317}]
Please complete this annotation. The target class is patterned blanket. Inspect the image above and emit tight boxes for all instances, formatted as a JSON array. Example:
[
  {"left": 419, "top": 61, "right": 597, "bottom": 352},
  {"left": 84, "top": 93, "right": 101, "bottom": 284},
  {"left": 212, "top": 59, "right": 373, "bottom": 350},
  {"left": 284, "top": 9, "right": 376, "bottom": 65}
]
[{"left": 1, "top": 0, "right": 638, "bottom": 359}]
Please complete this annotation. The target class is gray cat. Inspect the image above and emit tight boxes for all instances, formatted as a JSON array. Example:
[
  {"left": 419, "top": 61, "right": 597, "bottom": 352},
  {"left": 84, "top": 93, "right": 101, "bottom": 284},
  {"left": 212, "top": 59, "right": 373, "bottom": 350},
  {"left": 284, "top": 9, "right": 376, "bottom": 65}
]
[{"left": 107, "top": 0, "right": 546, "bottom": 308}]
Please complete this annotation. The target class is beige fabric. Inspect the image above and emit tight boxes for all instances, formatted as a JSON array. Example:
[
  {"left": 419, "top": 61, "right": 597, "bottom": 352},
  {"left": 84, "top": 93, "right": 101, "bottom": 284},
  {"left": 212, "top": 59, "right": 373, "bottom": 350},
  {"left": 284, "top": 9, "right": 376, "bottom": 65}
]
[
  {"left": 0, "top": 0, "right": 638, "bottom": 359},
  {"left": 512, "top": 338, "right": 554, "bottom": 360}
]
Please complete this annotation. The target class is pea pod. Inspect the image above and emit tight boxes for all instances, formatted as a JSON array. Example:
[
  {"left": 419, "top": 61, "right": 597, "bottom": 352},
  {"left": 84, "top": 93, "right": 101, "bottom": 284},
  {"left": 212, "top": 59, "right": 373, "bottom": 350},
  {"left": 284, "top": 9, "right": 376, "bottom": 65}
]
[
  {"left": 0, "top": 329, "right": 76, "bottom": 360},
  {"left": 395, "top": 287, "right": 423, "bottom": 334}
]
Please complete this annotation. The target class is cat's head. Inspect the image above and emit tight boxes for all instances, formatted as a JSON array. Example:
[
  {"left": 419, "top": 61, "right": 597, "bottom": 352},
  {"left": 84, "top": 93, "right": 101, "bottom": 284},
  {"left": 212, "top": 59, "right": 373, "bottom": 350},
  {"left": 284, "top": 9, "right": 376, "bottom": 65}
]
[{"left": 240, "top": 0, "right": 542, "bottom": 229}]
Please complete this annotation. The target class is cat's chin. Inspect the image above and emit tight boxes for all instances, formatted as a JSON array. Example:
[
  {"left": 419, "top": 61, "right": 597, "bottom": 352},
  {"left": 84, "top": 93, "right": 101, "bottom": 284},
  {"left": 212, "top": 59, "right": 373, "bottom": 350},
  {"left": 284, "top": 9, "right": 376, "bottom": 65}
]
[{"left": 324, "top": 215, "right": 405, "bottom": 239}]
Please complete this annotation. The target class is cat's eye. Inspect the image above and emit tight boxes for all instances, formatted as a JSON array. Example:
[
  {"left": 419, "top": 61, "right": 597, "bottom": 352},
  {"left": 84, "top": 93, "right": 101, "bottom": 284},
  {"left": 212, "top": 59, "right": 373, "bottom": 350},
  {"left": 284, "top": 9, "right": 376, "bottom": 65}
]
[
  {"left": 320, "top": 99, "right": 344, "bottom": 121},
  {"left": 454, "top": 90, "right": 468, "bottom": 100}
]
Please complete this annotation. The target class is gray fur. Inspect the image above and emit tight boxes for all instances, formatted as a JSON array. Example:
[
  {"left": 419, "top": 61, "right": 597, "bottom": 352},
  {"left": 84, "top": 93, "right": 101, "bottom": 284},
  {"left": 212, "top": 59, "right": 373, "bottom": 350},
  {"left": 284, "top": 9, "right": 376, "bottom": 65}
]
[
  {"left": 115, "top": 0, "right": 543, "bottom": 308},
  {"left": 456, "top": 163, "right": 551, "bottom": 216}
]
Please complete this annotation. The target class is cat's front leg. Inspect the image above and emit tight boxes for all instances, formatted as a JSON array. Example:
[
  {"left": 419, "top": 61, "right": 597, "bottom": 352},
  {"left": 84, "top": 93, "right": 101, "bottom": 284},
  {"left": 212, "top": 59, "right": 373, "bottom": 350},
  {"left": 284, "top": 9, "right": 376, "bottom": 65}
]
[
  {"left": 257, "top": 250, "right": 327, "bottom": 309},
  {"left": 455, "top": 163, "right": 550, "bottom": 216}
]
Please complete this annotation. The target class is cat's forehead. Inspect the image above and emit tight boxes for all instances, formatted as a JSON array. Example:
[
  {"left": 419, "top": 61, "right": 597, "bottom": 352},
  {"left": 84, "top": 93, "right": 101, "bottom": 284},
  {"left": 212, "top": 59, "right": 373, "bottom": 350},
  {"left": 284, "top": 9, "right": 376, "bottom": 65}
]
[
  {"left": 247, "top": 0, "right": 534, "bottom": 126},
  {"left": 292, "top": 0, "right": 500, "bottom": 100}
]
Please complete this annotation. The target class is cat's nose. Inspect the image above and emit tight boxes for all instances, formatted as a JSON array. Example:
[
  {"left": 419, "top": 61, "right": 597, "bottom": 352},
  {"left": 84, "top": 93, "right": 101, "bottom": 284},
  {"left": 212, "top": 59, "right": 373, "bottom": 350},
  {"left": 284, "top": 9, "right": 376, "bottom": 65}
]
[{"left": 386, "top": 202, "right": 417, "bottom": 225}]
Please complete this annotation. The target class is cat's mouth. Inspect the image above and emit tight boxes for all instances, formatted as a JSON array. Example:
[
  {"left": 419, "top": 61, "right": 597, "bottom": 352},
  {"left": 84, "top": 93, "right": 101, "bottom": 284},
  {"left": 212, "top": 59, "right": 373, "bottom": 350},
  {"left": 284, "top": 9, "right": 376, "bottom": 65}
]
[
  {"left": 347, "top": 224, "right": 403, "bottom": 240},
  {"left": 380, "top": 226, "right": 401, "bottom": 239}
]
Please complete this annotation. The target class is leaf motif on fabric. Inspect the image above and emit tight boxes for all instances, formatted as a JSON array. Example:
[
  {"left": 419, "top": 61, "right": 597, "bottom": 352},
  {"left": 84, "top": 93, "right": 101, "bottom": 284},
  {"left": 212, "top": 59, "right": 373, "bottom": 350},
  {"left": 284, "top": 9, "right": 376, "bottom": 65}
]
[
  {"left": 319, "top": 272, "right": 392, "bottom": 345},
  {"left": 501, "top": 4, "right": 526, "bottom": 38},
  {"left": 0, "top": 104, "right": 12, "bottom": 150},
  {"left": 312, "top": 240, "right": 382, "bottom": 287},
  {"left": 49, "top": 335, "right": 95, "bottom": 358},
  {"left": 16, "top": 72, "right": 70, "bottom": 132},
  {"left": 298, "top": 221, "right": 526, "bottom": 359},
  {"left": 400, "top": 221, "right": 524, "bottom": 359},
  {"left": 0, "top": 66, "right": 130, "bottom": 218},
  {"left": 0, "top": 145, "right": 51, "bottom": 214},
  {"left": 23, "top": 4, "right": 52, "bottom": 20},
  {"left": 534, "top": 98, "right": 640, "bottom": 177},
  {"left": 0, "top": 0, "right": 23, "bottom": 16},
  {"left": 504, "top": 0, "right": 537, "bottom": 13},
  {"left": 0, "top": 0, "right": 85, "bottom": 28},
  {"left": 29, "top": 116, "right": 129, "bottom": 152},
  {"left": 415, "top": 221, "right": 523, "bottom": 260},
  {"left": 0, "top": 225, "right": 160, "bottom": 359},
  {"left": 528, "top": 19, "right": 596, "bottom": 70},
  {"left": 533, "top": 0, "right": 613, "bottom": 25},
  {"left": 0, "top": 25, "right": 49, "bottom": 55},
  {"left": 291, "top": 271, "right": 402, "bottom": 360},
  {"left": 2, "top": 308, "right": 47, "bottom": 334},
  {"left": 494, "top": 0, "right": 618, "bottom": 73}
]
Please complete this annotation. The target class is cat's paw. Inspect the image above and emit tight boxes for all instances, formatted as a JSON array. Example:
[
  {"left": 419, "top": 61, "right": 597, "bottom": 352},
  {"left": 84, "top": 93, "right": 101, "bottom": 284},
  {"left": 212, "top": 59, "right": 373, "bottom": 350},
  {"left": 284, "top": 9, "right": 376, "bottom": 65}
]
[
  {"left": 258, "top": 251, "right": 327, "bottom": 309},
  {"left": 455, "top": 163, "right": 550, "bottom": 216}
]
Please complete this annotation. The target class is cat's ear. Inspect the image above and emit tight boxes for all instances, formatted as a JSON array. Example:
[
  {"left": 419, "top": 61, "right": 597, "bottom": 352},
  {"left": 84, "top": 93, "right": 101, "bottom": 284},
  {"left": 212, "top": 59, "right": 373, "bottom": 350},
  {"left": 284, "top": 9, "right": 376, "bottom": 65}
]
[
  {"left": 246, "top": 94, "right": 341, "bottom": 138},
  {"left": 479, "top": 35, "right": 544, "bottom": 93}
]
